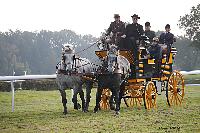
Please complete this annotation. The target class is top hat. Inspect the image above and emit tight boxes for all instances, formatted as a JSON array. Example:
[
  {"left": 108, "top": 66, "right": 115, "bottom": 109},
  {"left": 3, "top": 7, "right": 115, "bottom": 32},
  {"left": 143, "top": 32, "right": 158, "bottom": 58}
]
[
  {"left": 131, "top": 14, "right": 140, "bottom": 19},
  {"left": 114, "top": 14, "right": 120, "bottom": 18}
]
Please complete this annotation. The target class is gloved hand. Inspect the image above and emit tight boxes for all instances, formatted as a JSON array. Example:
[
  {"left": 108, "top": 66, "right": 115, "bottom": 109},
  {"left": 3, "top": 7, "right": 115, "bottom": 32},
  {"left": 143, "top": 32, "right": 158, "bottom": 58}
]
[
  {"left": 136, "top": 40, "right": 139, "bottom": 44},
  {"left": 121, "top": 34, "right": 126, "bottom": 38}
]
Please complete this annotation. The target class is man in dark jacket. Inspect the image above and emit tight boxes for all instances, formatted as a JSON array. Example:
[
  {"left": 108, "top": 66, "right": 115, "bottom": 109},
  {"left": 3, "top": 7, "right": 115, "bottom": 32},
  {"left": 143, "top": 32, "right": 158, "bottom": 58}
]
[
  {"left": 159, "top": 24, "right": 175, "bottom": 62},
  {"left": 106, "top": 14, "right": 125, "bottom": 47},
  {"left": 144, "top": 22, "right": 156, "bottom": 43},
  {"left": 124, "top": 14, "right": 144, "bottom": 48},
  {"left": 122, "top": 14, "right": 144, "bottom": 78},
  {"left": 148, "top": 37, "right": 162, "bottom": 77}
]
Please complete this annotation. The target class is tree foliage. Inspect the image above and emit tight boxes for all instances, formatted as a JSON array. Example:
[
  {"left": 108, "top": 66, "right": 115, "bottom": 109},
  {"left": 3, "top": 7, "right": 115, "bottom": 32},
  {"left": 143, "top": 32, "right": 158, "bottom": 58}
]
[
  {"left": 0, "top": 30, "right": 98, "bottom": 75},
  {"left": 178, "top": 4, "right": 200, "bottom": 49}
]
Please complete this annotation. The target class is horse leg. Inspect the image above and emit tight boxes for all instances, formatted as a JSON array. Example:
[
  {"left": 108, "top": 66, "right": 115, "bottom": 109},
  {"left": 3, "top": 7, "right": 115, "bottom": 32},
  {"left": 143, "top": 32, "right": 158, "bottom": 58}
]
[
  {"left": 111, "top": 86, "right": 120, "bottom": 115},
  {"left": 85, "top": 81, "right": 93, "bottom": 112},
  {"left": 59, "top": 89, "right": 68, "bottom": 115},
  {"left": 78, "top": 87, "right": 86, "bottom": 112},
  {"left": 72, "top": 87, "right": 81, "bottom": 110},
  {"left": 109, "top": 94, "right": 115, "bottom": 110},
  {"left": 119, "top": 81, "right": 125, "bottom": 106},
  {"left": 94, "top": 87, "right": 103, "bottom": 113}
]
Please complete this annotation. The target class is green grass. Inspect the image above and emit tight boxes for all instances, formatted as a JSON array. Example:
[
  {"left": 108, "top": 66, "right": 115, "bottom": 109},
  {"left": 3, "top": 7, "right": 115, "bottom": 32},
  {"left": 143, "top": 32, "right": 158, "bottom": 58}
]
[
  {"left": 0, "top": 86, "right": 200, "bottom": 133},
  {"left": 184, "top": 74, "right": 200, "bottom": 84}
]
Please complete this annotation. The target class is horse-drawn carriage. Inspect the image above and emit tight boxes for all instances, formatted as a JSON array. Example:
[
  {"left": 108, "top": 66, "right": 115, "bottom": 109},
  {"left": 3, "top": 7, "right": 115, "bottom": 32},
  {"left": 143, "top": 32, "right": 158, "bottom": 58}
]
[
  {"left": 95, "top": 35, "right": 185, "bottom": 110},
  {"left": 56, "top": 34, "right": 185, "bottom": 115}
]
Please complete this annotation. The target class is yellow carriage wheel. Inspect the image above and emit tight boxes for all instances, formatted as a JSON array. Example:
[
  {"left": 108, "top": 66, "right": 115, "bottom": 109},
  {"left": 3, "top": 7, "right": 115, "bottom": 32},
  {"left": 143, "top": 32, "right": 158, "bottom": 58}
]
[
  {"left": 123, "top": 87, "right": 142, "bottom": 108},
  {"left": 144, "top": 81, "right": 157, "bottom": 110},
  {"left": 100, "top": 88, "right": 111, "bottom": 110},
  {"left": 166, "top": 71, "right": 185, "bottom": 106}
]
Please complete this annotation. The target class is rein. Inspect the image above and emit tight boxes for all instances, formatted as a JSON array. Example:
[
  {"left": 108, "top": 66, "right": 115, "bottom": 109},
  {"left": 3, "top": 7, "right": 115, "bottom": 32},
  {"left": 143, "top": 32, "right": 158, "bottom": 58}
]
[{"left": 75, "top": 40, "right": 100, "bottom": 54}]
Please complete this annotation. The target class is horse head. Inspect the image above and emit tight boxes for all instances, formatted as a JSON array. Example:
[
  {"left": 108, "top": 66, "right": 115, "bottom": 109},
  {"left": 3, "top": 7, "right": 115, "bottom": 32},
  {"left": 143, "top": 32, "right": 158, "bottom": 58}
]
[
  {"left": 59, "top": 43, "right": 76, "bottom": 71},
  {"left": 62, "top": 43, "right": 75, "bottom": 54},
  {"left": 97, "top": 33, "right": 113, "bottom": 50},
  {"left": 107, "top": 44, "right": 120, "bottom": 73}
]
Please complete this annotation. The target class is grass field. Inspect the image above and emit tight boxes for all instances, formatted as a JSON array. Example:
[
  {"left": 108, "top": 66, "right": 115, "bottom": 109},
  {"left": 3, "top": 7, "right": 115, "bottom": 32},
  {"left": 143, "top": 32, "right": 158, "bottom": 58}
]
[
  {"left": 184, "top": 74, "right": 200, "bottom": 84},
  {"left": 0, "top": 86, "right": 199, "bottom": 133}
]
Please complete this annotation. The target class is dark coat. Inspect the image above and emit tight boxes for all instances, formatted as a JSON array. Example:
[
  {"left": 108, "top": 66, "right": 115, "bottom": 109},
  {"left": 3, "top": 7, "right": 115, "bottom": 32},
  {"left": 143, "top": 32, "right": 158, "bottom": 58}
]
[
  {"left": 125, "top": 23, "right": 144, "bottom": 40},
  {"left": 148, "top": 44, "right": 162, "bottom": 60},
  {"left": 159, "top": 32, "right": 174, "bottom": 45},
  {"left": 107, "top": 21, "right": 125, "bottom": 46},
  {"left": 107, "top": 21, "right": 125, "bottom": 36},
  {"left": 122, "top": 23, "right": 143, "bottom": 51},
  {"left": 144, "top": 30, "right": 156, "bottom": 43}
]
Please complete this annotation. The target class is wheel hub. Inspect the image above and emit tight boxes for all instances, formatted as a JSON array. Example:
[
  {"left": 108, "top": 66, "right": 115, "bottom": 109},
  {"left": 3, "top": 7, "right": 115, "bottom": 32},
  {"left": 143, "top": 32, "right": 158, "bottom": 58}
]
[
  {"left": 177, "top": 88, "right": 181, "bottom": 93},
  {"left": 152, "top": 94, "right": 156, "bottom": 99}
]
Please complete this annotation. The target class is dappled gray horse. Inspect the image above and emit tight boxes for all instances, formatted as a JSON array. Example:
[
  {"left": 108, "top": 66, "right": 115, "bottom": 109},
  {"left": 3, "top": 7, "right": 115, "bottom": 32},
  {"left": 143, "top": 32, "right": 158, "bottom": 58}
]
[
  {"left": 94, "top": 44, "right": 130, "bottom": 115},
  {"left": 56, "top": 44, "right": 93, "bottom": 114}
]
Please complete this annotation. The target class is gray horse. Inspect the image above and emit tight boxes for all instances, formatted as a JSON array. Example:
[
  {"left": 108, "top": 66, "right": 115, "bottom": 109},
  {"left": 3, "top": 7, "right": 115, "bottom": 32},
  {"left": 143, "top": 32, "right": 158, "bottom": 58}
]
[
  {"left": 56, "top": 44, "right": 94, "bottom": 114},
  {"left": 94, "top": 44, "right": 130, "bottom": 115}
]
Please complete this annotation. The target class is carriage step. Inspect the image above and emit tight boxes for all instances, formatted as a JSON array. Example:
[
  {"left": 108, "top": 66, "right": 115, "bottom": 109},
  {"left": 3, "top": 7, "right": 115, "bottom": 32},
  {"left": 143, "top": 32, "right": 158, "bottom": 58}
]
[
  {"left": 122, "top": 96, "right": 143, "bottom": 98},
  {"left": 128, "top": 79, "right": 145, "bottom": 83},
  {"left": 126, "top": 85, "right": 145, "bottom": 89}
]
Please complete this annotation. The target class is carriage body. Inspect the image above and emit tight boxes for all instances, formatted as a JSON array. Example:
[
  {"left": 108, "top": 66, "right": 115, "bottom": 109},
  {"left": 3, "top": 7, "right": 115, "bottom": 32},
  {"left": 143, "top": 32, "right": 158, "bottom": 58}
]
[
  {"left": 123, "top": 46, "right": 185, "bottom": 109},
  {"left": 95, "top": 39, "right": 185, "bottom": 110}
]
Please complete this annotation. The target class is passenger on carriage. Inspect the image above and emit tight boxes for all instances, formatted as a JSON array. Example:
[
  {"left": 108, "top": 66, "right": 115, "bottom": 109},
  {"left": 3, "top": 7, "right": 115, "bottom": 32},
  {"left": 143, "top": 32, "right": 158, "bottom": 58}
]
[
  {"left": 106, "top": 14, "right": 125, "bottom": 47},
  {"left": 159, "top": 24, "right": 176, "bottom": 62},
  {"left": 144, "top": 22, "right": 156, "bottom": 43},
  {"left": 147, "top": 37, "right": 162, "bottom": 76},
  {"left": 122, "top": 14, "right": 144, "bottom": 78},
  {"left": 123, "top": 14, "right": 144, "bottom": 49},
  {"left": 148, "top": 37, "right": 162, "bottom": 60},
  {"left": 139, "top": 22, "right": 156, "bottom": 56}
]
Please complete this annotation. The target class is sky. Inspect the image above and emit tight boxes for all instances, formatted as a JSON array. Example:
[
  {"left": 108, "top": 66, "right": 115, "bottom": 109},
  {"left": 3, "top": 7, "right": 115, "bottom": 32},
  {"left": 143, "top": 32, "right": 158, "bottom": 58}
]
[{"left": 0, "top": 0, "right": 199, "bottom": 37}]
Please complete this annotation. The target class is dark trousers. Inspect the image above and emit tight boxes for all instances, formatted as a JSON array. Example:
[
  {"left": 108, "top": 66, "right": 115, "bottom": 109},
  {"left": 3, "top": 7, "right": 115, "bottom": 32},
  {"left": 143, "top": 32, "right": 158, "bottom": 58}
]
[
  {"left": 166, "top": 44, "right": 171, "bottom": 62},
  {"left": 123, "top": 37, "right": 139, "bottom": 78},
  {"left": 154, "top": 59, "right": 161, "bottom": 77}
]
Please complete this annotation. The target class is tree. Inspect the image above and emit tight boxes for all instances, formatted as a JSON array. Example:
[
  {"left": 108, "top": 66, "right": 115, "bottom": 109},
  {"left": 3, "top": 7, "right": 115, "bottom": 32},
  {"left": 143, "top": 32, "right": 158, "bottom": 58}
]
[
  {"left": 0, "top": 29, "right": 98, "bottom": 75},
  {"left": 174, "top": 36, "right": 200, "bottom": 70},
  {"left": 178, "top": 4, "right": 200, "bottom": 49}
]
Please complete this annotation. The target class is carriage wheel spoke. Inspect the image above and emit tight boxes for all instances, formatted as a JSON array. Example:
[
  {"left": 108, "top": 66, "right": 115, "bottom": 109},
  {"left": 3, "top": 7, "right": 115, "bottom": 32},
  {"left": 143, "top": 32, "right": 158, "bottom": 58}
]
[
  {"left": 147, "top": 98, "right": 150, "bottom": 109},
  {"left": 176, "top": 95, "right": 181, "bottom": 104},
  {"left": 167, "top": 71, "right": 185, "bottom": 107},
  {"left": 144, "top": 82, "right": 157, "bottom": 110},
  {"left": 170, "top": 95, "right": 174, "bottom": 105},
  {"left": 178, "top": 92, "right": 183, "bottom": 98}
]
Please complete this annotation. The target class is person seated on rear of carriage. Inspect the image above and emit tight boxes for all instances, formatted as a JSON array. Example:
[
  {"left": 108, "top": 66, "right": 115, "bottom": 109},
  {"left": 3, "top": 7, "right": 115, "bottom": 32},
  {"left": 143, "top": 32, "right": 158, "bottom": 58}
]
[
  {"left": 159, "top": 24, "right": 176, "bottom": 62},
  {"left": 121, "top": 14, "right": 144, "bottom": 78},
  {"left": 106, "top": 14, "right": 125, "bottom": 48},
  {"left": 144, "top": 22, "right": 156, "bottom": 43},
  {"left": 147, "top": 37, "right": 162, "bottom": 76}
]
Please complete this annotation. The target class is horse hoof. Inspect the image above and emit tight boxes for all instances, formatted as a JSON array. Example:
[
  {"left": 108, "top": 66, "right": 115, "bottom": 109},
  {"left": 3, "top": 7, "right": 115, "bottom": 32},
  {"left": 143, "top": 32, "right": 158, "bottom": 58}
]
[
  {"left": 85, "top": 106, "right": 89, "bottom": 112},
  {"left": 110, "top": 104, "right": 115, "bottom": 110},
  {"left": 74, "top": 103, "right": 81, "bottom": 110},
  {"left": 93, "top": 110, "right": 98, "bottom": 113},
  {"left": 63, "top": 111, "right": 68, "bottom": 115},
  {"left": 82, "top": 109, "right": 87, "bottom": 113},
  {"left": 93, "top": 107, "right": 99, "bottom": 113},
  {"left": 115, "top": 111, "right": 120, "bottom": 115},
  {"left": 77, "top": 103, "right": 81, "bottom": 109},
  {"left": 85, "top": 108, "right": 89, "bottom": 112},
  {"left": 74, "top": 106, "right": 78, "bottom": 110}
]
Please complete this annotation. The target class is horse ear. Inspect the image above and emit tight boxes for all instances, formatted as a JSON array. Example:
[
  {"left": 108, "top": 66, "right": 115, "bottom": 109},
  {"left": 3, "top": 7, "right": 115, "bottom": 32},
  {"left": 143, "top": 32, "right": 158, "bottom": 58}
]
[
  {"left": 74, "top": 45, "right": 77, "bottom": 48},
  {"left": 61, "top": 44, "right": 65, "bottom": 49}
]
